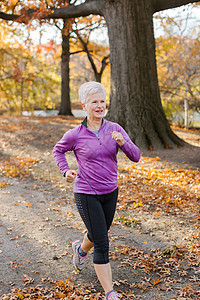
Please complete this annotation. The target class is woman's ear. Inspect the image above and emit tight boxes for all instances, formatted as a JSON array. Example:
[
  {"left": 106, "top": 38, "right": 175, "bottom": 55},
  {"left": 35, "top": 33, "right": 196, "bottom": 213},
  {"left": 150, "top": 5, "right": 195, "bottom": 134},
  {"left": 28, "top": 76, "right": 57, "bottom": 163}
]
[{"left": 82, "top": 103, "right": 86, "bottom": 111}]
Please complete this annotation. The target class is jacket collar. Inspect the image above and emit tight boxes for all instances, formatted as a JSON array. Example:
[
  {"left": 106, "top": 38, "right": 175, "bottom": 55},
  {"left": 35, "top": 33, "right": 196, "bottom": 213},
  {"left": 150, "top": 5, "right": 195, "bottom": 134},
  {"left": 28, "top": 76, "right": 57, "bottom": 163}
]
[
  {"left": 82, "top": 117, "right": 87, "bottom": 128},
  {"left": 81, "top": 117, "right": 105, "bottom": 129}
]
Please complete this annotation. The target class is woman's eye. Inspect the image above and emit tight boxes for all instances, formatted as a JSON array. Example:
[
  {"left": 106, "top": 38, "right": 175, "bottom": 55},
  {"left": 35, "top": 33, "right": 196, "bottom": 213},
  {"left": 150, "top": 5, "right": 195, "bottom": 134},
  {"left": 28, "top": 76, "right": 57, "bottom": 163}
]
[{"left": 92, "top": 100, "right": 104, "bottom": 104}]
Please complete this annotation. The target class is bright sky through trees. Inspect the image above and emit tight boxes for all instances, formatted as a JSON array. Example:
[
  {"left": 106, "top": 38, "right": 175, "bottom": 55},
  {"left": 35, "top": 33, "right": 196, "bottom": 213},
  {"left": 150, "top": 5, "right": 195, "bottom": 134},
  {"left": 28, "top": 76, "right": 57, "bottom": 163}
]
[
  {"left": 23, "top": 3, "right": 200, "bottom": 46},
  {"left": 153, "top": 3, "right": 200, "bottom": 38}
]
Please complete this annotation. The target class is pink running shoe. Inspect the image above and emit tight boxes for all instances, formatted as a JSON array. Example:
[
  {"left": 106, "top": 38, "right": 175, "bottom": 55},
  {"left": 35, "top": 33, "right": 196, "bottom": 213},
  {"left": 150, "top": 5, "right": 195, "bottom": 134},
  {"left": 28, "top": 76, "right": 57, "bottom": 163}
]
[
  {"left": 72, "top": 240, "right": 88, "bottom": 271},
  {"left": 106, "top": 291, "right": 121, "bottom": 300}
]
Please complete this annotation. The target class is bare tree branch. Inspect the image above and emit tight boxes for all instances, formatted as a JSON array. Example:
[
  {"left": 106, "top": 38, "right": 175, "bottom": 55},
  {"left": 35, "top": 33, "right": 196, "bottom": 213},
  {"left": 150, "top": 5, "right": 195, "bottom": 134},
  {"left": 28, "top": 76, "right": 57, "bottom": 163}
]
[
  {"left": 99, "top": 55, "right": 109, "bottom": 76},
  {"left": 49, "top": 1, "right": 103, "bottom": 18},
  {"left": 0, "top": 1, "right": 103, "bottom": 22},
  {"left": 45, "top": 0, "right": 49, "bottom": 8},
  {"left": 12, "top": 0, "right": 21, "bottom": 13},
  {"left": 4, "top": 0, "right": 198, "bottom": 22},
  {"left": 76, "top": 30, "right": 98, "bottom": 75},
  {"left": 71, "top": 0, "right": 79, "bottom": 4},
  {"left": 153, "top": 0, "right": 200, "bottom": 13},
  {"left": 70, "top": 50, "right": 85, "bottom": 55},
  {"left": 0, "top": 12, "right": 19, "bottom": 21},
  {"left": 54, "top": 22, "right": 62, "bottom": 31}
]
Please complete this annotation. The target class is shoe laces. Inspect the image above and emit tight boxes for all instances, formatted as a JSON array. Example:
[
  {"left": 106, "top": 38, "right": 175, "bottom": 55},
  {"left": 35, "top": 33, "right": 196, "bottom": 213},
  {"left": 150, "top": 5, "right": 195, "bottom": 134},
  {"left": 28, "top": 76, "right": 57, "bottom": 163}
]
[
  {"left": 77, "top": 250, "right": 88, "bottom": 262},
  {"left": 107, "top": 292, "right": 120, "bottom": 300}
]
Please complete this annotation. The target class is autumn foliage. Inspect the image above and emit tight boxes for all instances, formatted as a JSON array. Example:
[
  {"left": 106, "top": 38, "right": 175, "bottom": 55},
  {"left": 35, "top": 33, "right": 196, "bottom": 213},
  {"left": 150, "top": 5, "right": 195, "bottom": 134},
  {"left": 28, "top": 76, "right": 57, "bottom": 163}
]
[
  {"left": 0, "top": 116, "right": 199, "bottom": 299},
  {"left": 118, "top": 159, "right": 200, "bottom": 214}
]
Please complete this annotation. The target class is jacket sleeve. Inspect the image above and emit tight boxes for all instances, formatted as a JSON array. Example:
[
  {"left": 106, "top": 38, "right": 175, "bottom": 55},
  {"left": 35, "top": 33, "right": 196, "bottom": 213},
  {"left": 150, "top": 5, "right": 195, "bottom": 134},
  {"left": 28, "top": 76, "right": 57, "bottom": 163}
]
[
  {"left": 53, "top": 128, "right": 77, "bottom": 176},
  {"left": 117, "top": 125, "right": 140, "bottom": 162}
]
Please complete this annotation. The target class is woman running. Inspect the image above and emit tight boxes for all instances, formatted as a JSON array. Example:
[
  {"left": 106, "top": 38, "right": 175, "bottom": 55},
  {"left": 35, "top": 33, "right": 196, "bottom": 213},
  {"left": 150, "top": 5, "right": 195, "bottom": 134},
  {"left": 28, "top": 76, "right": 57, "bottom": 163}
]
[{"left": 53, "top": 82, "right": 140, "bottom": 300}]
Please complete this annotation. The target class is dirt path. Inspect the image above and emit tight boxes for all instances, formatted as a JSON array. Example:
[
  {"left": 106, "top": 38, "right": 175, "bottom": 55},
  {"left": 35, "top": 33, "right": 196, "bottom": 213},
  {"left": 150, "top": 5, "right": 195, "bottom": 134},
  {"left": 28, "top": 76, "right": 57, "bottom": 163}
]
[
  {"left": 0, "top": 177, "right": 172, "bottom": 297},
  {"left": 0, "top": 116, "right": 200, "bottom": 299}
]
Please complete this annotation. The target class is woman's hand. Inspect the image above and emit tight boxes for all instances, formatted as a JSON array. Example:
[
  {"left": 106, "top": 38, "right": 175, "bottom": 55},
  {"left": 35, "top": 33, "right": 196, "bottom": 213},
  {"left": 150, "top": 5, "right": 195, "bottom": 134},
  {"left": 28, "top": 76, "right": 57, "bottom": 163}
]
[
  {"left": 111, "top": 131, "right": 125, "bottom": 146},
  {"left": 65, "top": 170, "right": 77, "bottom": 183}
]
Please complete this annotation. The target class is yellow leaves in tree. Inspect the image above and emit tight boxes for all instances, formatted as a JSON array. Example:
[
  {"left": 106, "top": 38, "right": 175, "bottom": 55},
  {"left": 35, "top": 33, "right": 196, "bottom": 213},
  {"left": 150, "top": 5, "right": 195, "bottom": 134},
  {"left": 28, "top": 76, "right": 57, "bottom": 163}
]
[
  {"left": 156, "top": 30, "right": 200, "bottom": 114},
  {"left": 1, "top": 0, "right": 18, "bottom": 13}
]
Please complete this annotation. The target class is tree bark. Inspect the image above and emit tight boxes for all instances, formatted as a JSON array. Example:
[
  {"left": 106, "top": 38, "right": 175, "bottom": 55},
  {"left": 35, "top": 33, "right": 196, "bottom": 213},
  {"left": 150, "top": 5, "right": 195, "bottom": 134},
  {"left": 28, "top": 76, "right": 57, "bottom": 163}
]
[
  {"left": 103, "top": 0, "right": 184, "bottom": 149},
  {"left": 59, "top": 27, "right": 73, "bottom": 116}
]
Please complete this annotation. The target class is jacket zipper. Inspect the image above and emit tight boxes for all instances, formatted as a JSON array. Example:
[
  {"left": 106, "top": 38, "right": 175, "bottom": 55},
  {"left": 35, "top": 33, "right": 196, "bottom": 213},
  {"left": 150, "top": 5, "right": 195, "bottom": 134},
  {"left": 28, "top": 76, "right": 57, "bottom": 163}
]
[
  {"left": 85, "top": 125, "right": 102, "bottom": 145},
  {"left": 91, "top": 131, "right": 101, "bottom": 145},
  {"left": 97, "top": 136, "right": 101, "bottom": 145}
]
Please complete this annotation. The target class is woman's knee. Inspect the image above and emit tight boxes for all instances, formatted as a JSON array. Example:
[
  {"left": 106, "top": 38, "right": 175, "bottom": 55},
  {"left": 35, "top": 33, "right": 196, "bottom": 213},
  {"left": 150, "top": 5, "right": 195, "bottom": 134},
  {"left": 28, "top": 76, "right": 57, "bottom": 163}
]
[{"left": 93, "top": 238, "right": 109, "bottom": 264}]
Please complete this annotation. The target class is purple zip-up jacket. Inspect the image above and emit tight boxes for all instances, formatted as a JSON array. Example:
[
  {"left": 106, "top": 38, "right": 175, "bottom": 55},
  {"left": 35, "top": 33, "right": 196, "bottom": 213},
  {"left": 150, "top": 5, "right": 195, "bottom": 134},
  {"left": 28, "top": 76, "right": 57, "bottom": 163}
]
[{"left": 53, "top": 118, "right": 140, "bottom": 195}]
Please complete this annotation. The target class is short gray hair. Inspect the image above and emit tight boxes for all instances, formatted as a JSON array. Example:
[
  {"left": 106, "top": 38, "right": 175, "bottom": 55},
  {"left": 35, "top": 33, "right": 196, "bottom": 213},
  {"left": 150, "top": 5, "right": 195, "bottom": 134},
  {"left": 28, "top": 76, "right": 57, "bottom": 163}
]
[{"left": 78, "top": 81, "right": 106, "bottom": 104}]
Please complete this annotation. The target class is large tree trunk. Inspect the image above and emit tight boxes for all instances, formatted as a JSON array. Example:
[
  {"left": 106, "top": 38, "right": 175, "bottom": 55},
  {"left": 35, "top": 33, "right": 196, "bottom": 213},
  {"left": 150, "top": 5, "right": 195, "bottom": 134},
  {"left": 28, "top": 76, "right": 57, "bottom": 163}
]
[
  {"left": 103, "top": 0, "right": 184, "bottom": 150},
  {"left": 59, "top": 28, "right": 73, "bottom": 116}
]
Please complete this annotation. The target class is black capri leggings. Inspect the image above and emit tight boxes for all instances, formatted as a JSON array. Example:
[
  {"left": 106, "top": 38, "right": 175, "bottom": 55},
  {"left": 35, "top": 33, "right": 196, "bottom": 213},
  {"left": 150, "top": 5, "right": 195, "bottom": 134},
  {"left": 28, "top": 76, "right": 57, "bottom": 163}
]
[{"left": 74, "top": 188, "right": 118, "bottom": 264}]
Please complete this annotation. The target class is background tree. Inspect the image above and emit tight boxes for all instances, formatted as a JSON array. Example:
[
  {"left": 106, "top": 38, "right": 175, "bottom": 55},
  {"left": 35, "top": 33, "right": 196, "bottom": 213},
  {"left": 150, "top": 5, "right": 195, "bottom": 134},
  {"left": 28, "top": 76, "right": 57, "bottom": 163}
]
[
  {"left": 155, "top": 11, "right": 200, "bottom": 127},
  {"left": 0, "top": 22, "right": 60, "bottom": 114},
  {"left": 0, "top": 0, "right": 109, "bottom": 115},
  {"left": 72, "top": 16, "right": 109, "bottom": 83},
  {"left": 0, "top": 18, "right": 110, "bottom": 114},
  {"left": 1, "top": 0, "right": 200, "bottom": 149},
  {"left": 54, "top": 12, "right": 109, "bottom": 113},
  {"left": 70, "top": 38, "right": 110, "bottom": 106},
  {"left": 0, "top": 0, "right": 75, "bottom": 116},
  {"left": 36, "top": 0, "right": 74, "bottom": 116}
]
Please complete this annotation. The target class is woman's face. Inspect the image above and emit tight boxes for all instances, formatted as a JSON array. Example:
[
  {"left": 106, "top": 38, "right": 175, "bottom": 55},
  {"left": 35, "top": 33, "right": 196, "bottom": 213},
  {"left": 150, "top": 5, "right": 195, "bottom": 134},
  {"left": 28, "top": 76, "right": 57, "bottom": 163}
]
[{"left": 82, "top": 92, "right": 106, "bottom": 120}]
